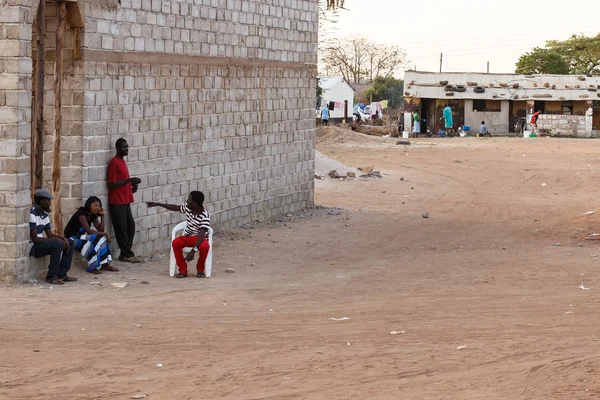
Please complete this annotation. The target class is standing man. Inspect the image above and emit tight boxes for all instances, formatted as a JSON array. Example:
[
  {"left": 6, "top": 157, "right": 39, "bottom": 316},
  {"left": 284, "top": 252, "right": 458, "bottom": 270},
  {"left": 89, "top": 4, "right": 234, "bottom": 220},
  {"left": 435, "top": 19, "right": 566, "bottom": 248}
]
[
  {"left": 146, "top": 191, "right": 211, "bottom": 278},
  {"left": 29, "top": 188, "right": 77, "bottom": 285},
  {"left": 107, "top": 138, "right": 142, "bottom": 263},
  {"left": 442, "top": 104, "right": 454, "bottom": 136},
  {"left": 321, "top": 104, "right": 330, "bottom": 126}
]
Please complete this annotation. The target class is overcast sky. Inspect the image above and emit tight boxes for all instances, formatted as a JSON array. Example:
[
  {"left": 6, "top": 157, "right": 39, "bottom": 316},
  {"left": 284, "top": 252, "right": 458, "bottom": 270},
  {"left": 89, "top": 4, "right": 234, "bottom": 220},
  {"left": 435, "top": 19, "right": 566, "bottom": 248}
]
[{"left": 330, "top": 0, "right": 599, "bottom": 77}]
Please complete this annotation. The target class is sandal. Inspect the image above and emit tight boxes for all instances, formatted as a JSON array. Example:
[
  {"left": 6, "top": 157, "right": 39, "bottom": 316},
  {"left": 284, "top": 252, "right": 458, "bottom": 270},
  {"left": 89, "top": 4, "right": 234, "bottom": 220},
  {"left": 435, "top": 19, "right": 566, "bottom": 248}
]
[
  {"left": 175, "top": 273, "right": 188, "bottom": 278},
  {"left": 197, "top": 272, "right": 206, "bottom": 278},
  {"left": 46, "top": 279, "right": 65, "bottom": 285},
  {"left": 101, "top": 265, "right": 119, "bottom": 272},
  {"left": 61, "top": 276, "right": 78, "bottom": 282},
  {"left": 91, "top": 269, "right": 102, "bottom": 274}
]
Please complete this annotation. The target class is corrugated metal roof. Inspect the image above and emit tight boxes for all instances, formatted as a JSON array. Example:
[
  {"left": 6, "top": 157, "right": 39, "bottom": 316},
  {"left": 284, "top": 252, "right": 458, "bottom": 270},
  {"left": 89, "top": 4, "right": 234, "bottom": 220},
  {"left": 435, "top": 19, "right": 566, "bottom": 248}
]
[{"left": 318, "top": 76, "right": 347, "bottom": 90}]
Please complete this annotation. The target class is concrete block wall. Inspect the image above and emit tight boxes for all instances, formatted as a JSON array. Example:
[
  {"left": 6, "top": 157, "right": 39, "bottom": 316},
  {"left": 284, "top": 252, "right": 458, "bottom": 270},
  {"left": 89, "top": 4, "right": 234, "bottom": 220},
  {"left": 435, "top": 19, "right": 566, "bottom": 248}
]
[
  {"left": 537, "top": 114, "right": 590, "bottom": 137},
  {"left": 0, "top": 2, "right": 34, "bottom": 282},
  {"left": 82, "top": 59, "right": 315, "bottom": 256},
  {"left": 82, "top": 0, "right": 318, "bottom": 64},
  {"left": 1, "top": 0, "right": 317, "bottom": 281},
  {"left": 78, "top": 0, "right": 318, "bottom": 257}
]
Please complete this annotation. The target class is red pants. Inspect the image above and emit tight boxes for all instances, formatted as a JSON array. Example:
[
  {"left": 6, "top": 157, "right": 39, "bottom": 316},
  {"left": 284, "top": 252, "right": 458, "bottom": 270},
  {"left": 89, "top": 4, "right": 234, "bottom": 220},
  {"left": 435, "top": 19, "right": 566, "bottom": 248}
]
[{"left": 172, "top": 236, "right": 210, "bottom": 274}]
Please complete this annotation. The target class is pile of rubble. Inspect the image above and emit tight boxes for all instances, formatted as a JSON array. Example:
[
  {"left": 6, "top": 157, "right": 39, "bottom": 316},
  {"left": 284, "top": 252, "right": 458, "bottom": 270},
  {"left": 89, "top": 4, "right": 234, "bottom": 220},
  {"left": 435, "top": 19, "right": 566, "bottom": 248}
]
[{"left": 315, "top": 150, "right": 383, "bottom": 180}]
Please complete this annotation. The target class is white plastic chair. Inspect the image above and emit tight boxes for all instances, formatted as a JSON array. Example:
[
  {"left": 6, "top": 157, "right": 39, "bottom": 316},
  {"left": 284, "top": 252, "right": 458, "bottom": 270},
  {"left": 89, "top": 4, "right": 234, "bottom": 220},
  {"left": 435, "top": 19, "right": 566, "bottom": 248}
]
[{"left": 169, "top": 222, "right": 213, "bottom": 278}]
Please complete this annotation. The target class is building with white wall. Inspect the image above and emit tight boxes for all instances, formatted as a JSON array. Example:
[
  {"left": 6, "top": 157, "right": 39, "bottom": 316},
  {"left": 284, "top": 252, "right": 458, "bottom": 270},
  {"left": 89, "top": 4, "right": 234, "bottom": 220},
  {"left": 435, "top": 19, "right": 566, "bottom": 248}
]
[
  {"left": 318, "top": 76, "right": 354, "bottom": 122},
  {"left": 404, "top": 71, "right": 599, "bottom": 136}
]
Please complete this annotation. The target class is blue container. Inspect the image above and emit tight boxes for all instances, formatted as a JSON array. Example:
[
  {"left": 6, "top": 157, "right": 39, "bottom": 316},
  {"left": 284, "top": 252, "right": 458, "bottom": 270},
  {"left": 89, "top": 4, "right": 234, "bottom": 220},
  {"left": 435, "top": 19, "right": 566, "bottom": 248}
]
[{"left": 462, "top": 126, "right": 470, "bottom": 131}]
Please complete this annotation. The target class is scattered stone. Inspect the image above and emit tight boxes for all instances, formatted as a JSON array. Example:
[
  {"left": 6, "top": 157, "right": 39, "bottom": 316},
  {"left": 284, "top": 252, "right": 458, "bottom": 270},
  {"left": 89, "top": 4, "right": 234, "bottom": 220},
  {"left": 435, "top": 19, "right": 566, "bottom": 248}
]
[
  {"left": 423, "top": 212, "right": 429, "bottom": 219},
  {"left": 315, "top": 175, "right": 324, "bottom": 180},
  {"left": 328, "top": 209, "right": 342, "bottom": 216},
  {"left": 286, "top": 213, "right": 294, "bottom": 218},
  {"left": 390, "top": 331, "right": 405, "bottom": 335},
  {"left": 456, "top": 345, "right": 467, "bottom": 350},
  {"left": 33, "top": 349, "right": 40, "bottom": 352},
  {"left": 110, "top": 282, "right": 128, "bottom": 288},
  {"left": 555, "top": 243, "right": 561, "bottom": 246},
  {"left": 396, "top": 140, "right": 411, "bottom": 146},
  {"left": 26, "top": 279, "right": 38, "bottom": 284},
  {"left": 360, "top": 171, "right": 383, "bottom": 179},
  {"left": 225, "top": 268, "right": 236, "bottom": 273},
  {"left": 151, "top": 254, "right": 164, "bottom": 261},
  {"left": 347, "top": 171, "right": 356, "bottom": 178},
  {"left": 130, "top": 394, "right": 147, "bottom": 399},
  {"left": 328, "top": 170, "right": 344, "bottom": 179},
  {"left": 578, "top": 243, "right": 584, "bottom": 247},
  {"left": 358, "top": 166, "right": 373, "bottom": 173},
  {"left": 140, "top": 281, "right": 150, "bottom": 285},
  {"left": 400, "top": 177, "right": 404, "bottom": 181}
]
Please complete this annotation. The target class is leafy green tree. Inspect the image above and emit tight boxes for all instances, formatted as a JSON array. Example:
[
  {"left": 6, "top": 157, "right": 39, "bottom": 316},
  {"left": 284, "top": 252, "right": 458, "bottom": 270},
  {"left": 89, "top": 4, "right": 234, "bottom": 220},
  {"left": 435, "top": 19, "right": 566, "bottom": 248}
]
[
  {"left": 516, "top": 34, "right": 600, "bottom": 75},
  {"left": 547, "top": 34, "right": 600, "bottom": 75},
  {"left": 515, "top": 47, "right": 570, "bottom": 74},
  {"left": 364, "top": 77, "right": 404, "bottom": 108}
]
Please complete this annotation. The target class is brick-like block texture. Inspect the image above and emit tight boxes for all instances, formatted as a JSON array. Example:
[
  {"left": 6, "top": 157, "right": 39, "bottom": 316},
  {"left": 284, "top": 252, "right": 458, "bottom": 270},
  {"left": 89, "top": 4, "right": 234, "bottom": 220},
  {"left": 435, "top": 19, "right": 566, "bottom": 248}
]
[
  {"left": 83, "top": 0, "right": 318, "bottom": 64},
  {"left": 0, "top": 0, "right": 317, "bottom": 281},
  {"left": 82, "top": 60, "right": 316, "bottom": 256}
]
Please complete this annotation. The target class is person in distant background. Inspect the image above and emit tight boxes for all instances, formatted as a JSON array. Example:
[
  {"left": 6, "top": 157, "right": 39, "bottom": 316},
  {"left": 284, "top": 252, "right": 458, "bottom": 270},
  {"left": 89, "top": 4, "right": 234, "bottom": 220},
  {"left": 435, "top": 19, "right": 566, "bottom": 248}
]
[
  {"left": 531, "top": 110, "right": 541, "bottom": 126},
  {"left": 412, "top": 111, "right": 420, "bottom": 138},
  {"left": 479, "top": 121, "right": 491, "bottom": 137},
  {"left": 442, "top": 104, "right": 454, "bottom": 136},
  {"left": 321, "top": 105, "right": 330, "bottom": 126}
]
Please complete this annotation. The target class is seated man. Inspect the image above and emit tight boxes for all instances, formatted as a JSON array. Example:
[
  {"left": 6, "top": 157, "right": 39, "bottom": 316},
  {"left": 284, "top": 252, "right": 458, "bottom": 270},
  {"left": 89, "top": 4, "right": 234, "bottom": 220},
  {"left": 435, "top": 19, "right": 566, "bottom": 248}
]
[
  {"left": 29, "top": 189, "right": 77, "bottom": 285},
  {"left": 146, "top": 191, "right": 211, "bottom": 278}
]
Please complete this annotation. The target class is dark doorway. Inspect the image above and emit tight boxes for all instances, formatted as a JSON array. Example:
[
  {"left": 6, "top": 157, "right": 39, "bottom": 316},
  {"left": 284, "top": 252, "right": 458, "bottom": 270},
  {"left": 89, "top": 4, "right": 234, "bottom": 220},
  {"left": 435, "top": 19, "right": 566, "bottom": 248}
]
[
  {"left": 420, "top": 98, "right": 435, "bottom": 134},
  {"left": 534, "top": 101, "right": 545, "bottom": 114}
]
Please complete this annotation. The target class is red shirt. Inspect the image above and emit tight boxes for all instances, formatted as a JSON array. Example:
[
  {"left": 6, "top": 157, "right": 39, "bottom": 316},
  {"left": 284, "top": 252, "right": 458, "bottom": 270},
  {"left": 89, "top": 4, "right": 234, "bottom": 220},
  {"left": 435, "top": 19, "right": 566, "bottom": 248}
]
[{"left": 107, "top": 157, "right": 134, "bottom": 205}]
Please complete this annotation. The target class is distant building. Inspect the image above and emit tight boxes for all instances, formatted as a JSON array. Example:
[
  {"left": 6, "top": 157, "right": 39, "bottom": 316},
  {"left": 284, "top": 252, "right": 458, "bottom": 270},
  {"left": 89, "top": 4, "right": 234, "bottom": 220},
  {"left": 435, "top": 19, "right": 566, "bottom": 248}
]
[
  {"left": 318, "top": 76, "right": 354, "bottom": 123},
  {"left": 404, "top": 71, "right": 599, "bottom": 136}
]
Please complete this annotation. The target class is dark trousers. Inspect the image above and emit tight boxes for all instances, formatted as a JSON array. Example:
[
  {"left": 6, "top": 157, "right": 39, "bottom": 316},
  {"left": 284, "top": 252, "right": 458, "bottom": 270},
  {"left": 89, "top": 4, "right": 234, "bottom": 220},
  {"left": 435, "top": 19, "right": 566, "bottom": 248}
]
[
  {"left": 109, "top": 203, "right": 135, "bottom": 258},
  {"left": 30, "top": 239, "right": 74, "bottom": 281}
]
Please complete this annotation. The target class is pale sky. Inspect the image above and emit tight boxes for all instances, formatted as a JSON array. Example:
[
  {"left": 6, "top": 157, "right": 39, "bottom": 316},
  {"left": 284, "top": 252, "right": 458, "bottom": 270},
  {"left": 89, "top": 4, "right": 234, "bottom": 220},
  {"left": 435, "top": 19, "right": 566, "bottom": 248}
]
[{"left": 329, "top": 0, "right": 599, "bottom": 77}]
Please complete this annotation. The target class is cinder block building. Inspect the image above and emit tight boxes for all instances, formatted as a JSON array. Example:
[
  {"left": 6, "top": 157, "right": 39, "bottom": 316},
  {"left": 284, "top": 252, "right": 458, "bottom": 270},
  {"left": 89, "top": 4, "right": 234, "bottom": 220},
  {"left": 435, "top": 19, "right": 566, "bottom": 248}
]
[
  {"left": 404, "top": 71, "right": 600, "bottom": 136},
  {"left": 0, "top": 0, "right": 318, "bottom": 282}
]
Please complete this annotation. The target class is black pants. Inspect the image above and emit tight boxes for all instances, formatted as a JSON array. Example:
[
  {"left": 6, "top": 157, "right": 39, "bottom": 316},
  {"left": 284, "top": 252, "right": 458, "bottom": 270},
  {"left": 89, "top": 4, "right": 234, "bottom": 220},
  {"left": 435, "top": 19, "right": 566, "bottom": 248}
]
[
  {"left": 108, "top": 204, "right": 135, "bottom": 258},
  {"left": 30, "top": 239, "right": 74, "bottom": 281}
]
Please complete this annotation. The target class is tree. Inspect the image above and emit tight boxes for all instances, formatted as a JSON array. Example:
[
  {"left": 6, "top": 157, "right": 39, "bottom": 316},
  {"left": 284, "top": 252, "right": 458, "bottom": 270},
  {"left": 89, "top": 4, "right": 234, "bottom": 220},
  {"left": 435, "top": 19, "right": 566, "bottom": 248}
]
[
  {"left": 516, "top": 34, "right": 600, "bottom": 75},
  {"left": 515, "top": 47, "right": 570, "bottom": 74},
  {"left": 364, "top": 76, "right": 404, "bottom": 108},
  {"left": 320, "top": 37, "right": 408, "bottom": 84},
  {"left": 547, "top": 34, "right": 600, "bottom": 75}
]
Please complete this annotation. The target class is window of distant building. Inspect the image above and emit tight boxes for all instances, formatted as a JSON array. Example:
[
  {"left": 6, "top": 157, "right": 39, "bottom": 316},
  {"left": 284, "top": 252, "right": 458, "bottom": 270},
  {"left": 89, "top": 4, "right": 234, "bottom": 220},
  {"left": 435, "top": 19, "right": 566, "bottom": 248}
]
[{"left": 473, "top": 100, "right": 501, "bottom": 112}]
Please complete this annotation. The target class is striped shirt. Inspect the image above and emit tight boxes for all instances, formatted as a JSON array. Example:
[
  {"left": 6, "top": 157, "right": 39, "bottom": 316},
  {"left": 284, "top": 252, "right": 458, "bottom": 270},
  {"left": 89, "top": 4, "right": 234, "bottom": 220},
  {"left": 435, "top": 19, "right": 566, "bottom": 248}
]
[
  {"left": 179, "top": 204, "right": 210, "bottom": 237},
  {"left": 29, "top": 204, "right": 51, "bottom": 241}
]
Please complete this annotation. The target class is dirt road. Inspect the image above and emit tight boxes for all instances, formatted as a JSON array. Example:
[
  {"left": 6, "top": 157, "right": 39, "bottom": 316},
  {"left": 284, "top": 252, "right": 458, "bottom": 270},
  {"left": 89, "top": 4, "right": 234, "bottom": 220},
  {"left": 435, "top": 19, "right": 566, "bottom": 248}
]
[{"left": 3, "top": 135, "right": 600, "bottom": 399}]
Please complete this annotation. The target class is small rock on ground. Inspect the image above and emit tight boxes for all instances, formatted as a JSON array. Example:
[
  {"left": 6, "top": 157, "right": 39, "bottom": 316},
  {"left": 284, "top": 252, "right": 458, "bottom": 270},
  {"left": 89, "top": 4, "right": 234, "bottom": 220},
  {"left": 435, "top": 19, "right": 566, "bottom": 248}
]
[{"left": 225, "top": 268, "right": 236, "bottom": 273}]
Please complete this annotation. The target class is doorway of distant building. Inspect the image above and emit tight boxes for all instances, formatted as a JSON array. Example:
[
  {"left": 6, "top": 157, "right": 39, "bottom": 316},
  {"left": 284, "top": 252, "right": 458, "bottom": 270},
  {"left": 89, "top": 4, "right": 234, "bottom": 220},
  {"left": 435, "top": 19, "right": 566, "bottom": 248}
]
[
  {"left": 534, "top": 101, "right": 546, "bottom": 113},
  {"left": 420, "top": 98, "right": 435, "bottom": 134}
]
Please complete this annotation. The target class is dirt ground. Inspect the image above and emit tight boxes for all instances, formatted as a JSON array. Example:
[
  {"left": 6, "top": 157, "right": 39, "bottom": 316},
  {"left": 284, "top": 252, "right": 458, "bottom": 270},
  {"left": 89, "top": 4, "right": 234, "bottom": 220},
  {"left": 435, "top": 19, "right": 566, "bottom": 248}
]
[{"left": 5, "top": 133, "right": 600, "bottom": 399}]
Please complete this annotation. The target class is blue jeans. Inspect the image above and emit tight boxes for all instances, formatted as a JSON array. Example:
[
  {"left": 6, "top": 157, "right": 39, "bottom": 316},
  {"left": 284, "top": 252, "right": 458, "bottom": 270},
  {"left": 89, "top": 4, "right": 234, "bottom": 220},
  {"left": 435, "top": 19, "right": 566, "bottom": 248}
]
[{"left": 30, "top": 239, "right": 74, "bottom": 281}]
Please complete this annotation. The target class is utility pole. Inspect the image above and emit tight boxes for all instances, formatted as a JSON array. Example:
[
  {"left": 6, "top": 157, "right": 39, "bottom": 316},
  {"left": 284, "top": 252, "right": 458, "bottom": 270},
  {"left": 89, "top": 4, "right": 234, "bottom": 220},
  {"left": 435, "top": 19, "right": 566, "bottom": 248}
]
[{"left": 439, "top": 53, "right": 443, "bottom": 73}]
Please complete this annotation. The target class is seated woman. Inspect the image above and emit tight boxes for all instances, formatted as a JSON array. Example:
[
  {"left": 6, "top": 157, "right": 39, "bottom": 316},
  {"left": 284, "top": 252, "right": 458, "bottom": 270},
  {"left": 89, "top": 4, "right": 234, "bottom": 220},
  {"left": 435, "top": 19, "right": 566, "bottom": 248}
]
[{"left": 64, "top": 196, "right": 118, "bottom": 274}]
